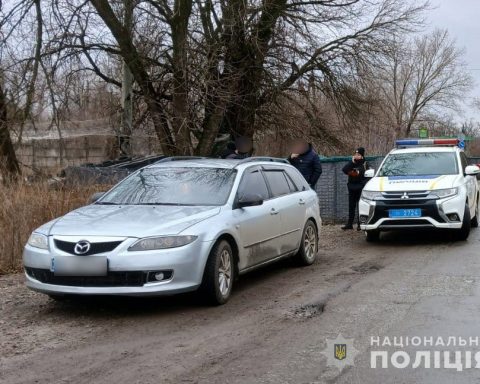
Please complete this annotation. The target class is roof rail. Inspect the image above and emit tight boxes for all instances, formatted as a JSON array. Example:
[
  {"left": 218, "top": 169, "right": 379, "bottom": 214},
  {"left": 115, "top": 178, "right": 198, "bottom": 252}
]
[
  {"left": 154, "top": 156, "right": 206, "bottom": 163},
  {"left": 236, "top": 156, "right": 289, "bottom": 165}
]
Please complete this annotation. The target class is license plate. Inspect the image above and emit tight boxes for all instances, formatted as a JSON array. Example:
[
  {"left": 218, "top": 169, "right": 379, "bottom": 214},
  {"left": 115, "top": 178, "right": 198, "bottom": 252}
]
[
  {"left": 52, "top": 255, "right": 108, "bottom": 276},
  {"left": 389, "top": 208, "right": 422, "bottom": 218}
]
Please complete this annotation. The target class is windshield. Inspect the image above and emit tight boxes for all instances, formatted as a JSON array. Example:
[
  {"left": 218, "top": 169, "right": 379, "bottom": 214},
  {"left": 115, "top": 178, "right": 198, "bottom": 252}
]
[
  {"left": 378, "top": 152, "right": 458, "bottom": 177},
  {"left": 98, "top": 167, "right": 237, "bottom": 206}
]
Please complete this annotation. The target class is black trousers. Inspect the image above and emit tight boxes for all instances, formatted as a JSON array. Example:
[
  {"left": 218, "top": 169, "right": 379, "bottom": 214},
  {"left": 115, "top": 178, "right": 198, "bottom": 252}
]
[{"left": 347, "top": 187, "right": 363, "bottom": 226}]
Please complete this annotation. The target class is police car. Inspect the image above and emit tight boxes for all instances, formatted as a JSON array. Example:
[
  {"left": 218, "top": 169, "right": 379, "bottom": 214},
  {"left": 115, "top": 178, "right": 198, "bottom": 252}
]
[{"left": 359, "top": 139, "right": 480, "bottom": 241}]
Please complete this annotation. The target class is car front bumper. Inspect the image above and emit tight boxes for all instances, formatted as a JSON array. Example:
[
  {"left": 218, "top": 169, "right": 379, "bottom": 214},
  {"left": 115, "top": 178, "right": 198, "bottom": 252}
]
[
  {"left": 359, "top": 194, "right": 465, "bottom": 231},
  {"left": 23, "top": 238, "right": 214, "bottom": 296}
]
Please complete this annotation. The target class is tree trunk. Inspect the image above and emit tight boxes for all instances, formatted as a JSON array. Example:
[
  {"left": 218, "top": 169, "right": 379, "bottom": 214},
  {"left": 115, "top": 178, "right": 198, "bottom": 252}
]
[
  {"left": 0, "top": 83, "right": 21, "bottom": 181},
  {"left": 120, "top": 0, "right": 134, "bottom": 156},
  {"left": 171, "top": 0, "right": 193, "bottom": 155}
]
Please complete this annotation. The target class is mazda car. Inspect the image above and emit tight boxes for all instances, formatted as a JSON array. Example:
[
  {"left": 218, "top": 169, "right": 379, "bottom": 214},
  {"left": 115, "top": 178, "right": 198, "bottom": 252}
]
[{"left": 23, "top": 158, "right": 321, "bottom": 305}]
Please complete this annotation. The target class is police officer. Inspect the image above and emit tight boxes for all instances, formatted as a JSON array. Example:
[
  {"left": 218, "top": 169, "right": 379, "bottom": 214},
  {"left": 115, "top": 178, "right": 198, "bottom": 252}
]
[{"left": 342, "top": 147, "right": 368, "bottom": 230}]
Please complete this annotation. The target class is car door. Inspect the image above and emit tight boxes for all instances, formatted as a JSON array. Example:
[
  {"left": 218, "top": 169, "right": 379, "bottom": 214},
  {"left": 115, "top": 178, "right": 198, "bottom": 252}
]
[
  {"left": 232, "top": 167, "right": 283, "bottom": 270},
  {"left": 262, "top": 168, "right": 305, "bottom": 255}
]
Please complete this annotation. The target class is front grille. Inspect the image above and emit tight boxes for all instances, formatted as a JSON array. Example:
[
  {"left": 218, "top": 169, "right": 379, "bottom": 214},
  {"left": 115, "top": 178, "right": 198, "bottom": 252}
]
[
  {"left": 26, "top": 267, "right": 146, "bottom": 287},
  {"left": 368, "top": 200, "right": 446, "bottom": 224},
  {"left": 25, "top": 268, "right": 174, "bottom": 287},
  {"left": 381, "top": 191, "right": 430, "bottom": 199},
  {"left": 54, "top": 239, "right": 123, "bottom": 256}
]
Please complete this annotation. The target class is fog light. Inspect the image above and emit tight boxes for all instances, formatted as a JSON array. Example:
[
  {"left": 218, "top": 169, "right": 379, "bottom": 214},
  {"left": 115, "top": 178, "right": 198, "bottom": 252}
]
[
  {"left": 146, "top": 270, "right": 173, "bottom": 283},
  {"left": 447, "top": 213, "right": 460, "bottom": 221},
  {"left": 360, "top": 215, "right": 369, "bottom": 224}
]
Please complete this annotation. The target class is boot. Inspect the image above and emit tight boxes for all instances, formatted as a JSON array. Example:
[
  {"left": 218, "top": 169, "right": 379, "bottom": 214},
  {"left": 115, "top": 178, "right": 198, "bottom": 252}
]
[{"left": 341, "top": 224, "right": 354, "bottom": 230}]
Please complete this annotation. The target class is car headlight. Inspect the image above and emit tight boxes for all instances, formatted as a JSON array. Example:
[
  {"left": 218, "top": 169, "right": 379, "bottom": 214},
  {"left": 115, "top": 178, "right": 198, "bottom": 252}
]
[
  {"left": 128, "top": 235, "right": 198, "bottom": 251},
  {"left": 361, "top": 191, "right": 382, "bottom": 201},
  {"left": 428, "top": 188, "right": 458, "bottom": 199},
  {"left": 27, "top": 233, "right": 49, "bottom": 250}
]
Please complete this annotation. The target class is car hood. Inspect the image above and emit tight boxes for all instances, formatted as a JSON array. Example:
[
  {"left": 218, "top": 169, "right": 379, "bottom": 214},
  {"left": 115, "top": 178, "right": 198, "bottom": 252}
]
[
  {"left": 46, "top": 205, "right": 221, "bottom": 237},
  {"left": 365, "top": 175, "right": 460, "bottom": 192}
]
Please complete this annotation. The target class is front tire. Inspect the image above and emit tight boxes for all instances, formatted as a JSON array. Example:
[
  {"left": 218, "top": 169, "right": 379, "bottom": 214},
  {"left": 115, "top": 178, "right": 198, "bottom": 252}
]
[
  {"left": 200, "top": 240, "right": 234, "bottom": 305},
  {"left": 454, "top": 204, "right": 471, "bottom": 241},
  {"left": 295, "top": 220, "right": 318, "bottom": 266}
]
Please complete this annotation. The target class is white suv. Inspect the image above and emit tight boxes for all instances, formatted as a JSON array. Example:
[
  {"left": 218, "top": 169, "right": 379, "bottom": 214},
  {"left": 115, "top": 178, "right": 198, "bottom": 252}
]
[{"left": 359, "top": 139, "right": 480, "bottom": 241}]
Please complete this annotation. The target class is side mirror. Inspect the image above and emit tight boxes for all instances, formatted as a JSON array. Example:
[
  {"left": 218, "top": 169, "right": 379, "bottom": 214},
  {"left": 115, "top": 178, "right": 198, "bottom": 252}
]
[
  {"left": 364, "top": 169, "right": 375, "bottom": 178},
  {"left": 90, "top": 192, "right": 105, "bottom": 204},
  {"left": 465, "top": 165, "right": 480, "bottom": 176},
  {"left": 237, "top": 193, "right": 264, "bottom": 209}
]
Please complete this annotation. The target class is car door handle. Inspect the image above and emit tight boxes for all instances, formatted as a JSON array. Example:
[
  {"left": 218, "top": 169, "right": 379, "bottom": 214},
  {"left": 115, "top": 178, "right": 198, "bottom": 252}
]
[
  {"left": 298, "top": 199, "right": 306, "bottom": 205},
  {"left": 270, "top": 208, "right": 279, "bottom": 215}
]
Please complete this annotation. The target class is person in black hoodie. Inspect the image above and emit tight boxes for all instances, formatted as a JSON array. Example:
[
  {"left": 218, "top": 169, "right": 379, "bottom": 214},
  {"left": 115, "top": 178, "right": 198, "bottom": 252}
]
[
  {"left": 342, "top": 147, "right": 369, "bottom": 230},
  {"left": 288, "top": 139, "right": 323, "bottom": 188}
]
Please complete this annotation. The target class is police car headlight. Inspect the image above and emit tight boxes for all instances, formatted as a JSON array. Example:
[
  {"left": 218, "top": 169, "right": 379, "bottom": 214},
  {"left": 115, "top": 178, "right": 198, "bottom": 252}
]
[
  {"left": 27, "top": 232, "right": 49, "bottom": 250},
  {"left": 128, "top": 236, "right": 198, "bottom": 251},
  {"left": 428, "top": 188, "right": 458, "bottom": 199},
  {"left": 361, "top": 191, "right": 382, "bottom": 201}
]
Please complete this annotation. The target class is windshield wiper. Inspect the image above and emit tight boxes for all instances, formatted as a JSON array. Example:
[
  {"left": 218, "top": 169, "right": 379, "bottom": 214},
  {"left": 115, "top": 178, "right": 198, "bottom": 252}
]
[{"left": 95, "top": 201, "right": 120, "bottom": 205}]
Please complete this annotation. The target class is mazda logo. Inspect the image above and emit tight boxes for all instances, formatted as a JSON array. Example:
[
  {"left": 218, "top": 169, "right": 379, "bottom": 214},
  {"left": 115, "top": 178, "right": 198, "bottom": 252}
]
[{"left": 74, "top": 240, "right": 91, "bottom": 255}]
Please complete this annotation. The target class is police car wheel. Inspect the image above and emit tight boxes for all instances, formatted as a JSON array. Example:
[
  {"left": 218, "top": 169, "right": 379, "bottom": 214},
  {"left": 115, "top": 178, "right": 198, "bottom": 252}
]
[
  {"left": 471, "top": 199, "right": 479, "bottom": 228},
  {"left": 454, "top": 204, "right": 471, "bottom": 241},
  {"left": 365, "top": 230, "right": 380, "bottom": 242}
]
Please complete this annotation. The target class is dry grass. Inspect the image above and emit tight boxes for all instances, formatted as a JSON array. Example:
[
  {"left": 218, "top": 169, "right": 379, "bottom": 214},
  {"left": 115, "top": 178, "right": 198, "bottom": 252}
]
[{"left": 0, "top": 182, "right": 108, "bottom": 274}]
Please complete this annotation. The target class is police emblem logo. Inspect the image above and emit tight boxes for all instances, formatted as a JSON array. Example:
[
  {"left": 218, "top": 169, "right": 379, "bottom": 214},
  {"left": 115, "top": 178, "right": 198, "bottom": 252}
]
[
  {"left": 334, "top": 344, "right": 347, "bottom": 360},
  {"left": 321, "top": 334, "right": 359, "bottom": 369}
]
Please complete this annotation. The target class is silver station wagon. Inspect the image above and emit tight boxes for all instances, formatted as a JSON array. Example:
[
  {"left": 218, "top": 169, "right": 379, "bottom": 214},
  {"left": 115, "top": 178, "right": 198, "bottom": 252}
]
[{"left": 24, "top": 157, "right": 321, "bottom": 304}]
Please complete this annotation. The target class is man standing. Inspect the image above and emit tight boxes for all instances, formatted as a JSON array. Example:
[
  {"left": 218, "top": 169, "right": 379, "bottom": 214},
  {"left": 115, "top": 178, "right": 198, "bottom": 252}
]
[
  {"left": 288, "top": 139, "right": 323, "bottom": 188},
  {"left": 342, "top": 147, "right": 368, "bottom": 230}
]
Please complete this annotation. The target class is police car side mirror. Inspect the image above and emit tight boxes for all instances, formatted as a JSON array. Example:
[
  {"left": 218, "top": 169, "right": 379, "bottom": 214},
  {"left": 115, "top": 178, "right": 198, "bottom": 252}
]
[
  {"left": 465, "top": 165, "right": 480, "bottom": 176},
  {"left": 364, "top": 169, "right": 375, "bottom": 178}
]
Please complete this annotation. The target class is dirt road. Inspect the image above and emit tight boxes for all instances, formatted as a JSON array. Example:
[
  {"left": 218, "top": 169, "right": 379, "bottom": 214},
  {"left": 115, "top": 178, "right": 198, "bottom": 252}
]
[{"left": 1, "top": 226, "right": 480, "bottom": 383}]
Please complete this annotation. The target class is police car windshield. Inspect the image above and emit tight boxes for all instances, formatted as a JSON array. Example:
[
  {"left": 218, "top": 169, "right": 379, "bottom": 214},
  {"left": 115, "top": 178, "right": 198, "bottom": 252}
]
[{"left": 379, "top": 152, "right": 458, "bottom": 177}]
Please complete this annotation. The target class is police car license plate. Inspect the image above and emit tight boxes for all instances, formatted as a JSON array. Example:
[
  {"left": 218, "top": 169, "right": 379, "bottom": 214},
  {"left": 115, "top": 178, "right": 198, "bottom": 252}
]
[{"left": 389, "top": 208, "right": 422, "bottom": 218}]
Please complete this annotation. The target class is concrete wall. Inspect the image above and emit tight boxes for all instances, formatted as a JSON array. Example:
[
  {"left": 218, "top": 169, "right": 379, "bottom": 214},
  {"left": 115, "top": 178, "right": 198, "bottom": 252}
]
[{"left": 16, "top": 134, "right": 161, "bottom": 174}]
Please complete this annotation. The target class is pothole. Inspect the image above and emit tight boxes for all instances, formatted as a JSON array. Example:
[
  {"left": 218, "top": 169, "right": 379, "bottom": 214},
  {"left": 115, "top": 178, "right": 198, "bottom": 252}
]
[
  {"left": 292, "top": 302, "right": 325, "bottom": 319},
  {"left": 351, "top": 262, "right": 383, "bottom": 274}
]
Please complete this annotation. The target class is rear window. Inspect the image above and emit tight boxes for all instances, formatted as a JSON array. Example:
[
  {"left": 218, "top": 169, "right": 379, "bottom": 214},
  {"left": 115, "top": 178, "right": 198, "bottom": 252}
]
[{"left": 379, "top": 152, "right": 458, "bottom": 177}]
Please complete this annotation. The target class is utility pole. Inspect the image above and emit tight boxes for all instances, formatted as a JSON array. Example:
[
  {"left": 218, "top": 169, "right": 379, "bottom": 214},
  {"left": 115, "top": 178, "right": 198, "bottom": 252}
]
[{"left": 120, "top": 0, "right": 133, "bottom": 157}]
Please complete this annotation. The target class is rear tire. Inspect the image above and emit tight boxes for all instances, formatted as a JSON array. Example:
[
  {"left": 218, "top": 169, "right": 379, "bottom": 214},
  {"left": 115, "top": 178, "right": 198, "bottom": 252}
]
[
  {"left": 200, "top": 240, "right": 234, "bottom": 305},
  {"left": 454, "top": 204, "right": 471, "bottom": 241},
  {"left": 365, "top": 230, "right": 380, "bottom": 242},
  {"left": 295, "top": 220, "right": 318, "bottom": 266}
]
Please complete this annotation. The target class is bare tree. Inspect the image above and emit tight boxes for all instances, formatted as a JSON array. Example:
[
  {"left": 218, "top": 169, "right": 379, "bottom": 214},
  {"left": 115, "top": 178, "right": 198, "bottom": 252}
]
[{"left": 373, "top": 29, "right": 472, "bottom": 137}]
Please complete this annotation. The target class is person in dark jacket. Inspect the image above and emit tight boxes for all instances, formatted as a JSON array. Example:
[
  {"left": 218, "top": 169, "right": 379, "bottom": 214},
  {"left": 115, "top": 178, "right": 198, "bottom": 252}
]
[
  {"left": 226, "top": 136, "right": 253, "bottom": 159},
  {"left": 288, "top": 139, "right": 323, "bottom": 188},
  {"left": 220, "top": 142, "right": 237, "bottom": 159},
  {"left": 342, "top": 147, "right": 369, "bottom": 230}
]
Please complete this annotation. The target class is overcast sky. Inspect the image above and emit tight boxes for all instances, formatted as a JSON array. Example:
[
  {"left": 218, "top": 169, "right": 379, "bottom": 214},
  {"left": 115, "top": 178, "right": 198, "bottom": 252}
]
[{"left": 428, "top": 0, "right": 480, "bottom": 120}]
